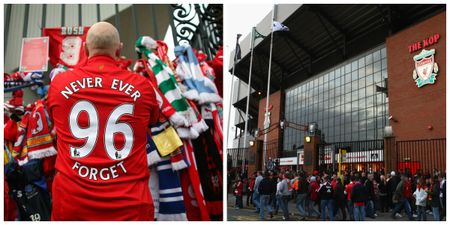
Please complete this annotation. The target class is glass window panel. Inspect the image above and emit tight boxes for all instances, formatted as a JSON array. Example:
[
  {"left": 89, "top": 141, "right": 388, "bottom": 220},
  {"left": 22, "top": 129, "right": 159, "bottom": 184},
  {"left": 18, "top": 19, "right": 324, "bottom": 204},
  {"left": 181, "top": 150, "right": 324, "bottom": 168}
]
[
  {"left": 352, "top": 101, "right": 359, "bottom": 111},
  {"left": 365, "top": 53, "right": 373, "bottom": 65},
  {"left": 358, "top": 68, "right": 366, "bottom": 77},
  {"left": 345, "top": 83, "right": 352, "bottom": 93},
  {"left": 381, "top": 48, "right": 387, "bottom": 59},
  {"left": 367, "top": 112, "right": 375, "bottom": 125},
  {"left": 366, "top": 75, "right": 374, "bottom": 86},
  {"left": 367, "top": 96, "right": 374, "bottom": 108},
  {"left": 330, "top": 71, "right": 335, "bottom": 80},
  {"left": 358, "top": 98, "right": 365, "bottom": 108},
  {"left": 367, "top": 129, "right": 375, "bottom": 140},
  {"left": 345, "top": 63, "right": 351, "bottom": 74},
  {"left": 335, "top": 76, "right": 341, "bottom": 86},
  {"left": 366, "top": 64, "right": 373, "bottom": 75},
  {"left": 360, "top": 130, "right": 367, "bottom": 140},
  {"left": 345, "top": 133, "right": 351, "bottom": 141},
  {"left": 352, "top": 71, "right": 358, "bottom": 81},
  {"left": 351, "top": 90, "right": 358, "bottom": 101},
  {"left": 374, "top": 61, "right": 381, "bottom": 73},
  {"left": 345, "top": 103, "right": 351, "bottom": 113},
  {"left": 382, "top": 70, "right": 388, "bottom": 79},
  {"left": 345, "top": 73, "right": 352, "bottom": 83},
  {"left": 352, "top": 111, "right": 359, "bottom": 122},
  {"left": 373, "top": 50, "right": 381, "bottom": 61},
  {"left": 381, "top": 58, "right": 387, "bottom": 70},
  {"left": 374, "top": 72, "right": 382, "bottom": 83},
  {"left": 352, "top": 61, "right": 358, "bottom": 71},
  {"left": 345, "top": 92, "right": 351, "bottom": 103},
  {"left": 358, "top": 57, "right": 365, "bottom": 68},
  {"left": 352, "top": 80, "right": 359, "bottom": 91}
]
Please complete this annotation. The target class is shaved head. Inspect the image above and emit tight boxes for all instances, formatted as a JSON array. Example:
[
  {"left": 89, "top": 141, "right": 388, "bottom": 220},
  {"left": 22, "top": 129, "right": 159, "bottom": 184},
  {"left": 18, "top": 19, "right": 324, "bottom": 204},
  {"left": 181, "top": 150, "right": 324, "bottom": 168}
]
[{"left": 85, "top": 22, "right": 122, "bottom": 58}]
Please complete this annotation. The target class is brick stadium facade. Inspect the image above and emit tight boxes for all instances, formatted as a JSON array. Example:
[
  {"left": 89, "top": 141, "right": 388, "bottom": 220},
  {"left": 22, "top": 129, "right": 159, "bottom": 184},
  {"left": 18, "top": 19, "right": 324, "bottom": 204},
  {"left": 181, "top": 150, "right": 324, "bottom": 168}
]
[{"left": 247, "top": 11, "right": 446, "bottom": 176}]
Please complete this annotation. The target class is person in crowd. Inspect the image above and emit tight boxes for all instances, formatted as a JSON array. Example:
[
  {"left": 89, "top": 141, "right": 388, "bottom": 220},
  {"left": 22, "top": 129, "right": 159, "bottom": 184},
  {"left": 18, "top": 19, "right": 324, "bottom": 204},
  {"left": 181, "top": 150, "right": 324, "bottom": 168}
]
[
  {"left": 253, "top": 171, "right": 263, "bottom": 213},
  {"left": 345, "top": 176, "right": 356, "bottom": 220},
  {"left": 247, "top": 173, "right": 256, "bottom": 207},
  {"left": 318, "top": 175, "right": 334, "bottom": 221},
  {"left": 48, "top": 22, "right": 160, "bottom": 220},
  {"left": 430, "top": 176, "right": 441, "bottom": 221},
  {"left": 308, "top": 176, "right": 321, "bottom": 218},
  {"left": 351, "top": 175, "right": 367, "bottom": 221},
  {"left": 391, "top": 174, "right": 413, "bottom": 220},
  {"left": 294, "top": 172, "right": 309, "bottom": 220},
  {"left": 234, "top": 177, "right": 244, "bottom": 209},
  {"left": 258, "top": 172, "right": 275, "bottom": 220},
  {"left": 333, "top": 177, "right": 347, "bottom": 221},
  {"left": 276, "top": 172, "right": 292, "bottom": 220},
  {"left": 378, "top": 175, "right": 389, "bottom": 213},
  {"left": 413, "top": 177, "right": 428, "bottom": 221},
  {"left": 364, "top": 173, "right": 376, "bottom": 219},
  {"left": 387, "top": 171, "right": 401, "bottom": 210},
  {"left": 438, "top": 174, "right": 446, "bottom": 220},
  {"left": 270, "top": 171, "right": 278, "bottom": 214}
]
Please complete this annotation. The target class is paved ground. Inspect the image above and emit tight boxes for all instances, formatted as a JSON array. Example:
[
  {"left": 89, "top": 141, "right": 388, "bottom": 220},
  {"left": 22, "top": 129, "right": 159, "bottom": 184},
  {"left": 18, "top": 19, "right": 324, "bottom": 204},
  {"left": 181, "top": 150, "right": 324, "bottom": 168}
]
[{"left": 227, "top": 194, "right": 430, "bottom": 221}]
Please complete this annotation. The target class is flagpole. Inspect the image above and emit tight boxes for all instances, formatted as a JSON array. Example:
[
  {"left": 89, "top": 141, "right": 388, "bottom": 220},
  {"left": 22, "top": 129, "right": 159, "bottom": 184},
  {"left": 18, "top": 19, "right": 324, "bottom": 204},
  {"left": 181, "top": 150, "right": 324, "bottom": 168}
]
[
  {"left": 241, "top": 27, "right": 256, "bottom": 173},
  {"left": 226, "top": 34, "right": 242, "bottom": 153},
  {"left": 263, "top": 5, "right": 276, "bottom": 170}
]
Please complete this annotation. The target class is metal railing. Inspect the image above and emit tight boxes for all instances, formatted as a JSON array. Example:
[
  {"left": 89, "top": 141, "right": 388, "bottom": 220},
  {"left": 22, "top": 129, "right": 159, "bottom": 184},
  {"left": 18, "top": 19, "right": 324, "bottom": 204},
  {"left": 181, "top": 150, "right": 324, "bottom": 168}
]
[{"left": 397, "top": 138, "right": 446, "bottom": 175}]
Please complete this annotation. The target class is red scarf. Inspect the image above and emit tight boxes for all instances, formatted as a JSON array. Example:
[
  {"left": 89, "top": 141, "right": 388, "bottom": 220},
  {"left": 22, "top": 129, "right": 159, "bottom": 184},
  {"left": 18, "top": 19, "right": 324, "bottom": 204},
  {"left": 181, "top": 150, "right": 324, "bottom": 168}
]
[{"left": 180, "top": 140, "right": 210, "bottom": 221}]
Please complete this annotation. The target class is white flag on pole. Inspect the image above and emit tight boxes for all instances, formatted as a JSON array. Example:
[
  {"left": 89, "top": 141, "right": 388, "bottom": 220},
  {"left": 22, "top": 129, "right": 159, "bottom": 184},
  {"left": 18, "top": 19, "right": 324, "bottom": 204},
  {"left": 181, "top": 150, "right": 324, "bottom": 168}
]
[{"left": 273, "top": 21, "right": 289, "bottom": 32}]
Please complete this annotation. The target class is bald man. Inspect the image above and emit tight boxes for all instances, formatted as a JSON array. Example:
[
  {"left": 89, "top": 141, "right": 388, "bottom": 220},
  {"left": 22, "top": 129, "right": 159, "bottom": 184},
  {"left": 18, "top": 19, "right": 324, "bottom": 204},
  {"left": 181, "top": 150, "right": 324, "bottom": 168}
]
[{"left": 47, "top": 22, "right": 159, "bottom": 220}]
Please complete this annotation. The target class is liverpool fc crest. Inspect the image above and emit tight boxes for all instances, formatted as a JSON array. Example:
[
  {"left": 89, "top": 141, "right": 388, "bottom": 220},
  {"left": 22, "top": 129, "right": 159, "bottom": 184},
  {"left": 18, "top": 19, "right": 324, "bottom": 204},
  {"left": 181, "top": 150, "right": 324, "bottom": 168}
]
[{"left": 412, "top": 49, "right": 438, "bottom": 88}]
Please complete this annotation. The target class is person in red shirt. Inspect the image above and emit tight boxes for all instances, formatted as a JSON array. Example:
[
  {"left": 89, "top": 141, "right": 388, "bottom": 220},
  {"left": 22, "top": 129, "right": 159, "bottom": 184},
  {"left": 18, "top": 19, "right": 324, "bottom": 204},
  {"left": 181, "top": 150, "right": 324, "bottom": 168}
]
[
  {"left": 345, "top": 176, "right": 356, "bottom": 220},
  {"left": 247, "top": 174, "right": 256, "bottom": 207},
  {"left": 307, "top": 176, "right": 321, "bottom": 218},
  {"left": 48, "top": 22, "right": 159, "bottom": 220},
  {"left": 234, "top": 178, "right": 244, "bottom": 209}
]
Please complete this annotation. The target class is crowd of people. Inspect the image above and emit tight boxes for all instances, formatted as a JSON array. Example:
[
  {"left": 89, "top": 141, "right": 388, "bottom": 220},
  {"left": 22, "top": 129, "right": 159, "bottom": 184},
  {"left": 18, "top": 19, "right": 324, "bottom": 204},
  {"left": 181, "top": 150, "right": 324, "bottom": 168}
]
[{"left": 231, "top": 168, "right": 446, "bottom": 221}]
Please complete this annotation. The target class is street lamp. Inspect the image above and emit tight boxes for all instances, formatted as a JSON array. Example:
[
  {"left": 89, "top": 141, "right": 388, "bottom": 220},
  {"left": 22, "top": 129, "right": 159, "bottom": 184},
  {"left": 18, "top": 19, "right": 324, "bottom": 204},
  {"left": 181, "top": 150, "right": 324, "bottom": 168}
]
[{"left": 249, "top": 140, "right": 255, "bottom": 147}]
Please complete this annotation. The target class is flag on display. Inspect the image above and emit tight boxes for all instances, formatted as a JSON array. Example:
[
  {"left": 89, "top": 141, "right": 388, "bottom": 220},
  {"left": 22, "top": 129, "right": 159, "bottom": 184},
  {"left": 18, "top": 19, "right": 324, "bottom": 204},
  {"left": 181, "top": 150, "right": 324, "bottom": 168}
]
[
  {"left": 272, "top": 21, "right": 289, "bottom": 32},
  {"left": 254, "top": 27, "right": 266, "bottom": 40},
  {"left": 235, "top": 42, "right": 242, "bottom": 61}
]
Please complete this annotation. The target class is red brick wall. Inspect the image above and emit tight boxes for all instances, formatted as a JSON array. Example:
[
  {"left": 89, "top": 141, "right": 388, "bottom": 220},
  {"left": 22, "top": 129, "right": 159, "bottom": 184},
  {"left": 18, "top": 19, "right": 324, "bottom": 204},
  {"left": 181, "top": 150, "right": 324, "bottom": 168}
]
[
  {"left": 386, "top": 12, "right": 446, "bottom": 141},
  {"left": 257, "top": 91, "right": 282, "bottom": 159}
]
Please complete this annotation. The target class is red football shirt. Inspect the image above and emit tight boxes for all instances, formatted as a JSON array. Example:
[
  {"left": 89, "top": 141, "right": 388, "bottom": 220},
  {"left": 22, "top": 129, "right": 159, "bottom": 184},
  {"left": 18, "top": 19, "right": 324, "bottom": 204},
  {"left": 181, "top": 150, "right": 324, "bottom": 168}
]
[
  {"left": 43, "top": 26, "right": 90, "bottom": 68},
  {"left": 48, "top": 55, "right": 159, "bottom": 220}
]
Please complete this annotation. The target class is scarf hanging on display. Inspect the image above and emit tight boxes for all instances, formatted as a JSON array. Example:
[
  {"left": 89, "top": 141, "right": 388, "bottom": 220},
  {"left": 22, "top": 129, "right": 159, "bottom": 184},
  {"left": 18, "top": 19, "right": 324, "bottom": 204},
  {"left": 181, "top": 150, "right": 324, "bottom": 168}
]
[
  {"left": 155, "top": 40, "right": 182, "bottom": 83},
  {"left": 174, "top": 45, "right": 221, "bottom": 105},
  {"left": 180, "top": 141, "right": 210, "bottom": 221},
  {"left": 149, "top": 118, "right": 188, "bottom": 171},
  {"left": 197, "top": 51, "right": 216, "bottom": 82},
  {"left": 136, "top": 36, "right": 208, "bottom": 139},
  {"left": 208, "top": 46, "right": 223, "bottom": 98},
  {"left": 201, "top": 104, "right": 223, "bottom": 159},
  {"left": 149, "top": 166, "right": 159, "bottom": 220},
  {"left": 43, "top": 27, "right": 90, "bottom": 69},
  {"left": 191, "top": 131, "right": 223, "bottom": 220},
  {"left": 156, "top": 159, "right": 187, "bottom": 221},
  {"left": 13, "top": 109, "right": 31, "bottom": 166},
  {"left": 25, "top": 100, "right": 56, "bottom": 160},
  {"left": 146, "top": 132, "right": 162, "bottom": 167}
]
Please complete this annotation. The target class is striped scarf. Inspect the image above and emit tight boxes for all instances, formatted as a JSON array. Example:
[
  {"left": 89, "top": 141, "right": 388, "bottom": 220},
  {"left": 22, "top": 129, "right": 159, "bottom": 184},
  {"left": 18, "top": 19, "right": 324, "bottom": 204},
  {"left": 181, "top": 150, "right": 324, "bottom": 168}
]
[
  {"left": 136, "top": 36, "right": 208, "bottom": 139},
  {"left": 174, "top": 45, "right": 222, "bottom": 105},
  {"left": 155, "top": 159, "right": 187, "bottom": 221}
]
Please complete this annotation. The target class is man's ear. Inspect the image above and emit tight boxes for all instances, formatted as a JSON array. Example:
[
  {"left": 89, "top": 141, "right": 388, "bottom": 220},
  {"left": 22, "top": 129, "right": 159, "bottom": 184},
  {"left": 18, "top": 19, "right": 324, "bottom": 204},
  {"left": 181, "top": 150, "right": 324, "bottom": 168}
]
[
  {"left": 116, "top": 42, "right": 123, "bottom": 58},
  {"left": 84, "top": 42, "right": 89, "bottom": 58}
]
